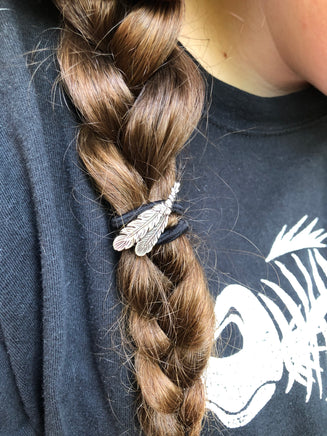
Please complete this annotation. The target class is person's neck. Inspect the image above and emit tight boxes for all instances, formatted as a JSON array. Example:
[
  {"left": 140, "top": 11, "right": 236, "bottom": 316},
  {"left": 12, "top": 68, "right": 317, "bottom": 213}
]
[{"left": 179, "top": 0, "right": 309, "bottom": 97}]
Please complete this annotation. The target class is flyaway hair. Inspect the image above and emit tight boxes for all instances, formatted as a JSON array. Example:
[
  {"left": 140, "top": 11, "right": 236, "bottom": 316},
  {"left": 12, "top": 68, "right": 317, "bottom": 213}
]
[{"left": 53, "top": 1, "right": 216, "bottom": 434}]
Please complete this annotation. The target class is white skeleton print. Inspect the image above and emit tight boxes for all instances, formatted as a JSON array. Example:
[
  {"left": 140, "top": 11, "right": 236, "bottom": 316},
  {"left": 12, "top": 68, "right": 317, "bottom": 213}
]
[{"left": 205, "top": 216, "right": 327, "bottom": 428}]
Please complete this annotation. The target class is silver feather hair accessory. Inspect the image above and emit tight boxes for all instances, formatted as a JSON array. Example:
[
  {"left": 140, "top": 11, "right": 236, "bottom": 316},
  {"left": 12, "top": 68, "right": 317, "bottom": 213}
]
[{"left": 113, "top": 182, "right": 180, "bottom": 257}]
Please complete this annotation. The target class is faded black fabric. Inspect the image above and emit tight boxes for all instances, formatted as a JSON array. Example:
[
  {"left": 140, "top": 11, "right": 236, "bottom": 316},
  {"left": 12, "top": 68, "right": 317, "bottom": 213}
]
[{"left": 1, "top": 1, "right": 327, "bottom": 435}]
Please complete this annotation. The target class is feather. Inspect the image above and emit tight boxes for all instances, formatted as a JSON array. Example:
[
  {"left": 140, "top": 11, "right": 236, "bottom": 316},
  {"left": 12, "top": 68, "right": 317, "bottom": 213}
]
[
  {"left": 135, "top": 214, "right": 169, "bottom": 256},
  {"left": 113, "top": 203, "right": 168, "bottom": 252},
  {"left": 266, "top": 216, "right": 327, "bottom": 262},
  {"left": 113, "top": 181, "right": 181, "bottom": 255}
]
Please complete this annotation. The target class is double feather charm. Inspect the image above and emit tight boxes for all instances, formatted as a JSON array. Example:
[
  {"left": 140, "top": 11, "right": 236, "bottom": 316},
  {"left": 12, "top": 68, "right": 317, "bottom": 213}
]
[{"left": 113, "top": 182, "right": 180, "bottom": 256}]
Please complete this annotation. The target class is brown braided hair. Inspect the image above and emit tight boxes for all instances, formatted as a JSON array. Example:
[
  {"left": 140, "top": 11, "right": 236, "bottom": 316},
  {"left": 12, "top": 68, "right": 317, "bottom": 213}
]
[{"left": 53, "top": 1, "right": 215, "bottom": 434}]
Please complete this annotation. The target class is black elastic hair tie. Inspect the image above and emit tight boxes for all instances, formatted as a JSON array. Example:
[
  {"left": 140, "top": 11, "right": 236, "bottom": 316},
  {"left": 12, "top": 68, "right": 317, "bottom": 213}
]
[{"left": 156, "top": 218, "right": 189, "bottom": 246}]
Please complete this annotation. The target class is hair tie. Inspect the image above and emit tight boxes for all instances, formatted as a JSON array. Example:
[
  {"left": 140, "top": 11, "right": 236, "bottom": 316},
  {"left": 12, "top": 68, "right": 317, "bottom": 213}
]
[{"left": 111, "top": 182, "right": 188, "bottom": 256}]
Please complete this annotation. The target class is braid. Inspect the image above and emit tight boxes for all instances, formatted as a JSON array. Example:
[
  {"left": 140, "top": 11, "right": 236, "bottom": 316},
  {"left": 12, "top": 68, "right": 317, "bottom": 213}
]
[{"left": 54, "top": 1, "right": 215, "bottom": 434}]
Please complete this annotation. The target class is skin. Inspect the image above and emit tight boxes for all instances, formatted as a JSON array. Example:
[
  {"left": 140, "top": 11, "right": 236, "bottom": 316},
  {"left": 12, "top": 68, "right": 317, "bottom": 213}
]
[{"left": 179, "top": 0, "right": 327, "bottom": 97}]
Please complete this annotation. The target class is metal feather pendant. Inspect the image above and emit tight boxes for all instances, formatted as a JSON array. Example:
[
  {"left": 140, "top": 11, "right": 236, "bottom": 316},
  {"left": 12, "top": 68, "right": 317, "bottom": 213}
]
[{"left": 113, "top": 182, "right": 180, "bottom": 256}]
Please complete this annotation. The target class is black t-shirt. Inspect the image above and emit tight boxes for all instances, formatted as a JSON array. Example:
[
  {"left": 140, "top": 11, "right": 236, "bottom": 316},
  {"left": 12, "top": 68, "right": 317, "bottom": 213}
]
[{"left": 1, "top": 1, "right": 327, "bottom": 435}]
